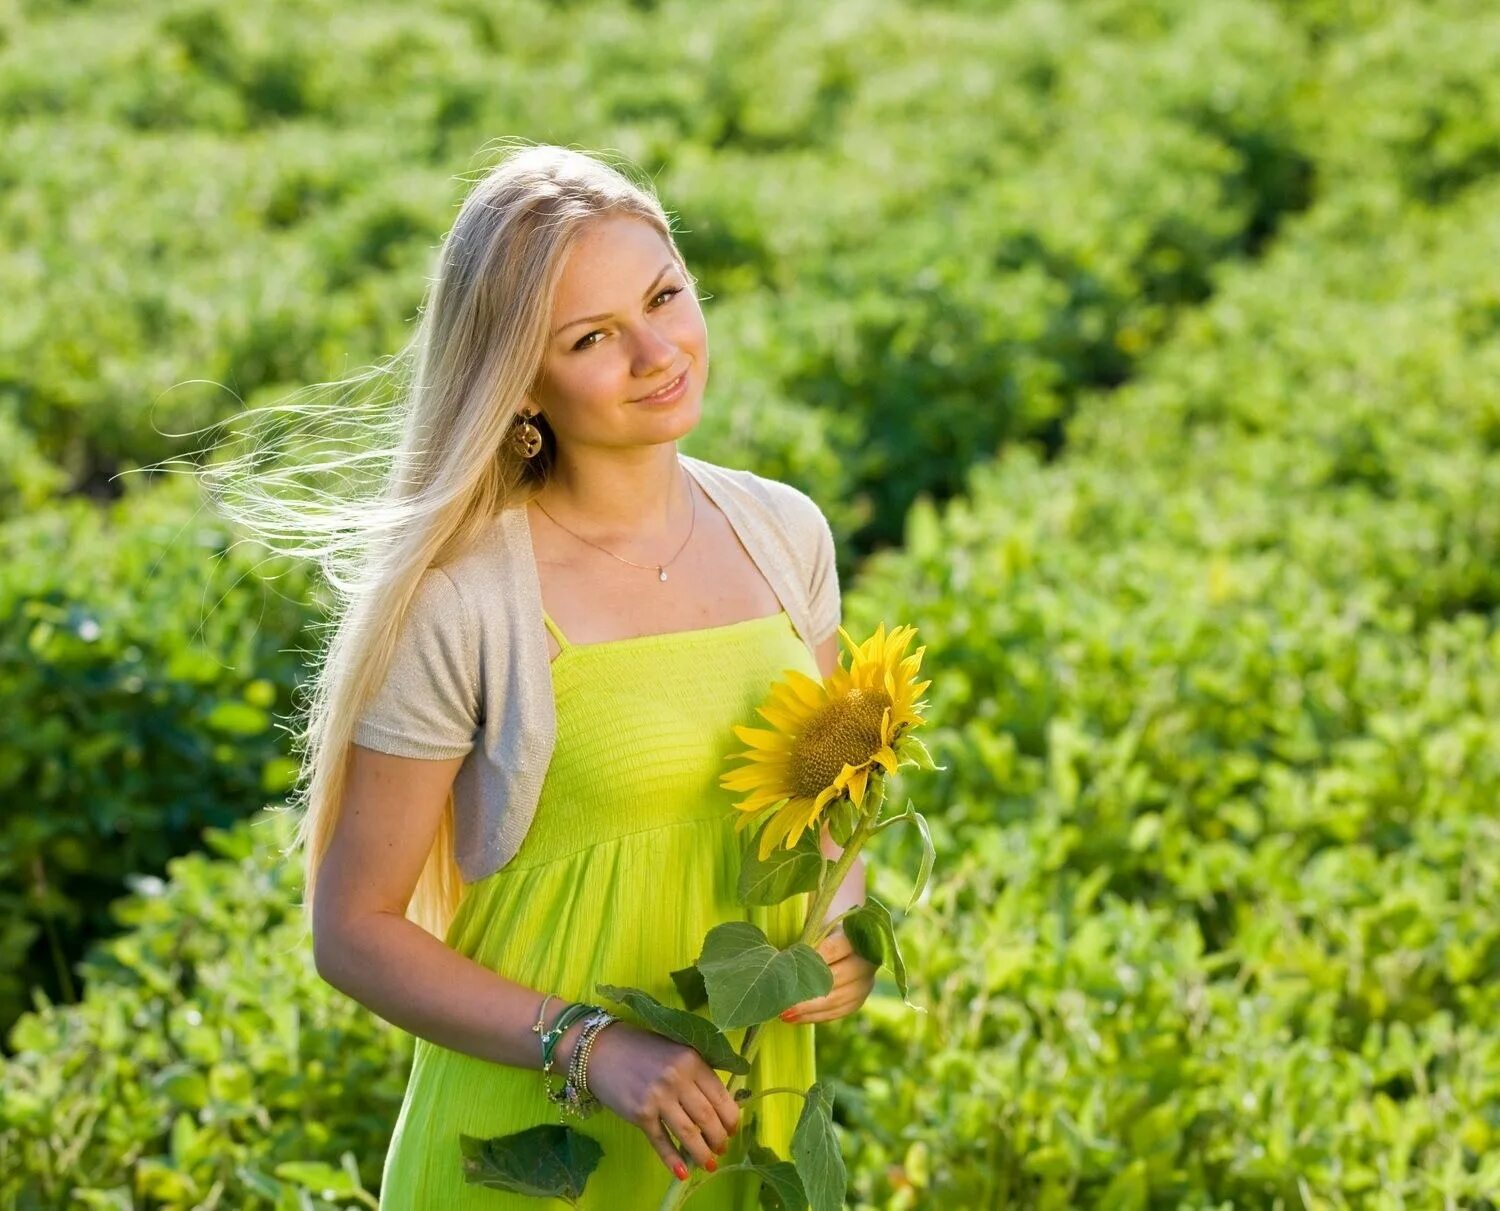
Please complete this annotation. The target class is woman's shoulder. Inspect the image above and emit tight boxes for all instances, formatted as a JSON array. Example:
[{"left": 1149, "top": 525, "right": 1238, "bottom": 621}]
[
  {"left": 428, "top": 507, "right": 534, "bottom": 623},
  {"left": 682, "top": 454, "right": 830, "bottom": 536}
]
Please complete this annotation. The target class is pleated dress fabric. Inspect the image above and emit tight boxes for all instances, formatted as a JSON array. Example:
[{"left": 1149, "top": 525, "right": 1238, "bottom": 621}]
[{"left": 377, "top": 608, "right": 820, "bottom": 1210}]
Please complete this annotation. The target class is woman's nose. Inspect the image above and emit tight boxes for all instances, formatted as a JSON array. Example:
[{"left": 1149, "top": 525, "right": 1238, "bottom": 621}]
[{"left": 633, "top": 327, "right": 678, "bottom": 375}]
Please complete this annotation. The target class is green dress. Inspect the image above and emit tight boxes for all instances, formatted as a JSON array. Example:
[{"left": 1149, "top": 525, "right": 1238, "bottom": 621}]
[{"left": 378, "top": 609, "right": 819, "bottom": 1209}]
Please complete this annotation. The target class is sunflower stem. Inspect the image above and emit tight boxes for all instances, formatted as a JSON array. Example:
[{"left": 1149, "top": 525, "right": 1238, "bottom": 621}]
[{"left": 726, "top": 778, "right": 887, "bottom": 1091}]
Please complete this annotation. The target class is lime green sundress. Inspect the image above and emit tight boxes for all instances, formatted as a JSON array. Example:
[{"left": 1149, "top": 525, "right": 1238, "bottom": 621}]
[{"left": 378, "top": 608, "right": 820, "bottom": 1209}]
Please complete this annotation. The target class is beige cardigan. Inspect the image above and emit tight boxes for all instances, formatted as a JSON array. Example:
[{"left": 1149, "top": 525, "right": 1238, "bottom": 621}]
[{"left": 351, "top": 453, "right": 842, "bottom": 884}]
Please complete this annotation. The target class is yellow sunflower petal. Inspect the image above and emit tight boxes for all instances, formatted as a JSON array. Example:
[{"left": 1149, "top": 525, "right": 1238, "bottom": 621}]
[
  {"left": 812, "top": 782, "right": 842, "bottom": 812},
  {"left": 783, "top": 669, "right": 830, "bottom": 710},
  {"left": 721, "top": 765, "right": 779, "bottom": 791},
  {"left": 731, "top": 725, "right": 789, "bottom": 750},
  {"left": 757, "top": 804, "right": 802, "bottom": 860},
  {"left": 756, "top": 702, "right": 806, "bottom": 733},
  {"left": 729, "top": 747, "right": 792, "bottom": 768},
  {"left": 735, "top": 788, "right": 790, "bottom": 812}
]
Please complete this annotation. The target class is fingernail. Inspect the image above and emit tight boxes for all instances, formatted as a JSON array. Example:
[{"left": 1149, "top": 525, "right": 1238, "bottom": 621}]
[
  {"left": 779, "top": 1009, "right": 797, "bottom": 1022},
  {"left": 716, "top": 1140, "right": 728, "bottom": 1155},
  {"left": 674, "top": 1161, "right": 689, "bottom": 1181},
  {"left": 706, "top": 1157, "right": 718, "bottom": 1173}
]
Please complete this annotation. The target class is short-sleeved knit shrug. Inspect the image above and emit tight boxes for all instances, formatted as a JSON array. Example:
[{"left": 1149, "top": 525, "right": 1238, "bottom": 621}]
[{"left": 351, "top": 453, "right": 843, "bottom": 885}]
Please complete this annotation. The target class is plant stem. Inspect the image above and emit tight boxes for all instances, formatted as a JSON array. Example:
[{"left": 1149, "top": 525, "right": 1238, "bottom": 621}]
[
  {"left": 656, "top": 1090, "right": 810, "bottom": 1210},
  {"left": 728, "top": 779, "right": 886, "bottom": 1089},
  {"left": 661, "top": 783, "right": 891, "bottom": 1211}
]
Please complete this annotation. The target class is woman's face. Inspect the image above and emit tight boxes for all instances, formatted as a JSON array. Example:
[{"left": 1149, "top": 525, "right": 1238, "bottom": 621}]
[{"left": 528, "top": 213, "right": 708, "bottom": 453}]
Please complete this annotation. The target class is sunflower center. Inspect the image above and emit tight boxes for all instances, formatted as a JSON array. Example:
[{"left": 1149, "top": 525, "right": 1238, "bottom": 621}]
[{"left": 789, "top": 687, "right": 893, "bottom": 799}]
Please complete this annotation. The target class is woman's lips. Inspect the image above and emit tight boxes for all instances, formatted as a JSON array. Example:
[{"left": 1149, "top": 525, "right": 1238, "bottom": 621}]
[{"left": 634, "top": 367, "right": 688, "bottom": 404}]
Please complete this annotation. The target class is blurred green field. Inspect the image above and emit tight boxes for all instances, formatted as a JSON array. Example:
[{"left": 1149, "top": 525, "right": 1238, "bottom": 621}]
[{"left": 1, "top": 0, "right": 1496, "bottom": 1207}]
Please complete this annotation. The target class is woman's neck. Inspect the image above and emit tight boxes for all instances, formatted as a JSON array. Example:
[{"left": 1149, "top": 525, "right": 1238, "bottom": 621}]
[{"left": 532, "top": 444, "right": 690, "bottom": 542}]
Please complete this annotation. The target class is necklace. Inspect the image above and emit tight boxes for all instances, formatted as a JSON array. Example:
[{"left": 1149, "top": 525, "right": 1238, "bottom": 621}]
[{"left": 531, "top": 462, "right": 696, "bottom": 583}]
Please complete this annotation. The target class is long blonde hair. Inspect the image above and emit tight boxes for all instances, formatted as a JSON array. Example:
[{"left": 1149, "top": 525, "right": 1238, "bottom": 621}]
[{"left": 199, "top": 141, "right": 692, "bottom": 941}]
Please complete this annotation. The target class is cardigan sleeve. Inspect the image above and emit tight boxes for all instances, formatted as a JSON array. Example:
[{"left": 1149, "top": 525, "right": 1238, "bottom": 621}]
[
  {"left": 351, "top": 567, "right": 480, "bottom": 760},
  {"left": 806, "top": 498, "right": 842, "bottom": 646}
]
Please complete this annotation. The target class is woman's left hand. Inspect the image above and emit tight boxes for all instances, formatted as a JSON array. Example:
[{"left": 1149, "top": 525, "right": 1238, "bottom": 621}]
[{"left": 778, "top": 927, "right": 878, "bottom": 1024}]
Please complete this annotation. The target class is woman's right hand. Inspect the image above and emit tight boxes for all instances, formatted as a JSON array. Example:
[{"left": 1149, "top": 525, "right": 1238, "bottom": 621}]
[{"left": 579, "top": 1021, "right": 741, "bottom": 1179}]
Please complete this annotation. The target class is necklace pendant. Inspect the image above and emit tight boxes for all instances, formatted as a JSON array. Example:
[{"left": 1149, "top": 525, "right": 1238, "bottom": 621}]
[{"left": 658, "top": 566, "right": 668, "bottom": 582}]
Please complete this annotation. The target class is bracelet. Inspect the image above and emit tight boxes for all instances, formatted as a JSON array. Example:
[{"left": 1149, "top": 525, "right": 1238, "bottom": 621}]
[
  {"left": 539, "top": 1001, "right": 600, "bottom": 1108},
  {"left": 540, "top": 1002, "right": 596, "bottom": 1070},
  {"left": 565, "top": 1010, "right": 616, "bottom": 1119},
  {"left": 575, "top": 1014, "right": 618, "bottom": 1105},
  {"left": 557, "top": 1008, "right": 617, "bottom": 1120},
  {"left": 530, "top": 993, "right": 556, "bottom": 1039}
]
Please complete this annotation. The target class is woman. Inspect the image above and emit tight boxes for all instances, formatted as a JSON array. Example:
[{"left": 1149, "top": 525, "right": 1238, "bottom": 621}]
[{"left": 292, "top": 144, "right": 877, "bottom": 1208}]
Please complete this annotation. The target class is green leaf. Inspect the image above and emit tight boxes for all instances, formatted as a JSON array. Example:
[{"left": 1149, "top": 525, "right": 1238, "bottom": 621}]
[
  {"left": 825, "top": 798, "right": 859, "bottom": 846},
  {"left": 902, "top": 804, "right": 936, "bottom": 912},
  {"left": 747, "top": 1143, "right": 809, "bottom": 1211},
  {"left": 790, "top": 1083, "right": 845, "bottom": 1211},
  {"left": 151, "top": 1062, "right": 207, "bottom": 1110},
  {"left": 669, "top": 963, "right": 708, "bottom": 1010},
  {"left": 204, "top": 701, "right": 270, "bottom": 736},
  {"left": 1098, "top": 1159, "right": 1148, "bottom": 1210},
  {"left": 899, "top": 736, "right": 943, "bottom": 771},
  {"left": 595, "top": 984, "right": 749, "bottom": 1075},
  {"left": 459, "top": 1124, "right": 603, "bottom": 1204},
  {"left": 871, "top": 799, "right": 936, "bottom": 912},
  {"left": 695, "top": 921, "right": 833, "bottom": 1030},
  {"left": 273, "top": 1160, "right": 357, "bottom": 1197},
  {"left": 169, "top": 1112, "right": 199, "bottom": 1167},
  {"left": 71, "top": 1194, "right": 133, "bottom": 1211},
  {"left": 842, "top": 897, "right": 917, "bottom": 1007},
  {"left": 738, "top": 828, "right": 825, "bottom": 906}
]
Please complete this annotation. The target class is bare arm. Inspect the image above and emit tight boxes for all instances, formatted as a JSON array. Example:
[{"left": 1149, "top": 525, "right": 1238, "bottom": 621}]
[
  {"left": 311, "top": 745, "right": 587, "bottom": 1071},
  {"left": 312, "top": 742, "right": 740, "bottom": 1177}
]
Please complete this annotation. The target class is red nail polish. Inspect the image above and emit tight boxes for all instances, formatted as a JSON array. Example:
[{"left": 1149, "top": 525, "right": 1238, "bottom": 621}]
[
  {"left": 779, "top": 1009, "right": 796, "bottom": 1022},
  {"left": 674, "top": 1161, "right": 688, "bottom": 1181},
  {"left": 706, "top": 1157, "right": 718, "bottom": 1173}
]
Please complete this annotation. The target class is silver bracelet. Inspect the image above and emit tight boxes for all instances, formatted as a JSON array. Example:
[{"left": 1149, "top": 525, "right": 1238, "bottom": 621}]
[{"left": 560, "top": 1009, "right": 616, "bottom": 1119}]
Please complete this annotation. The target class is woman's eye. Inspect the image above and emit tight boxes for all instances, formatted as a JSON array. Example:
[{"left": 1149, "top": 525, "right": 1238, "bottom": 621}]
[{"left": 571, "top": 286, "right": 683, "bottom": 351}]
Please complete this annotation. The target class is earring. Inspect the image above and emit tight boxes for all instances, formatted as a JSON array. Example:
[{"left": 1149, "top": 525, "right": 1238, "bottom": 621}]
[{"left": 512, "top": 410, "right": 543, "bottom": 459}]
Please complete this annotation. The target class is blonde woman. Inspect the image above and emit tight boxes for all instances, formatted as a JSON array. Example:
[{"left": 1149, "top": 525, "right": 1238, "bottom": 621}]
[{"left": 266, "top": 144, "right": 877, "bottom": 1208}]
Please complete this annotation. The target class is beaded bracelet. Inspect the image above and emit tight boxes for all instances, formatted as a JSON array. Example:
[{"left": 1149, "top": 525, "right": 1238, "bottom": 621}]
[
  {"left": 539, "top": 1001, "right": 601, "bottom": 1107},
  {"left": 574, "top": 1012, "right": 618, "bottom": 1106},
  {"left": 558, "top": 1008, "right": 618, "bottom": 1120}
]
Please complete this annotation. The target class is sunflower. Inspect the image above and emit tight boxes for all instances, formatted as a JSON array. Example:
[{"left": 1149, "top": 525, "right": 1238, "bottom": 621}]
[{"left": 721, "top": 622, "right": 932, "bottom": 861}]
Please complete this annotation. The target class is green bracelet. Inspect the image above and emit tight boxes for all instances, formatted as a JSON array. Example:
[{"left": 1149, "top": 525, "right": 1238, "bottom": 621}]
[{"left": 540, "top": 1001, "right": 598, "bottom": 1071}]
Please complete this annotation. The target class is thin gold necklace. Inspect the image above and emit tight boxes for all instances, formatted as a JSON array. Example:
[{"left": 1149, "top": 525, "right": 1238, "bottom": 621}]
[{"left": 532, "top": 462, "right": 696, "bottom": 583}]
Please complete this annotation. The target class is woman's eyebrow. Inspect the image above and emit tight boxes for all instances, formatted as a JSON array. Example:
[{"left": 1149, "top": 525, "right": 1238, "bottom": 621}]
[{"left": 552, "top": 263, "right": 676, "bottom": 337}]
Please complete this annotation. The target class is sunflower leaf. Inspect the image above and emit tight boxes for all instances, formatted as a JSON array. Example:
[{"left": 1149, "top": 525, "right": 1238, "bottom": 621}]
[
  {"left": 826, "top": 798, "right": 860, "bottom": 846},
  {"left": 738, "top": 828, "right": 825, "bottom": 906},
  {"left": 790, "top": 1083, "right": 846, "bottom": 1211},
  {"left": 696, "top": 921, "right": 833, "bottom": 1030},
  {"left": 899, "top": 736, "right": 943, "bottom": 772},
  {"left": 842, "top": 897, "right": 917, "bottom": 1008},
  {"left": 747, "top": 1143, "right": 809, "bottom": 1211},
  {"left": 669, "top": 963, "right": 708, "bottom": 1010},
  {"left": 594, "top": 984, "right": 750, "bottom": 1075},
  {"left": 459, "top": 1123, "right": 602, "bottom": 1203},
  {"left": 871, "top": 799, "right": 936, "bottom": 912},
  {"left": 896, "top": 801, "right": 936, "bottom": 912}
]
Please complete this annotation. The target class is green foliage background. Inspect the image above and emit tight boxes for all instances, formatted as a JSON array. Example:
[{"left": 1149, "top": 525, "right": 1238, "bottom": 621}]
[{"left": 0, "top": 0, "right": 1495, "bottom": 1207}]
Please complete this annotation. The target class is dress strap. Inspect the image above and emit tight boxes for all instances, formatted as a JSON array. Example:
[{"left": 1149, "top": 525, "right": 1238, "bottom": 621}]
[{"left": 541, "top": 610, "right": 572, "bottom": 651}]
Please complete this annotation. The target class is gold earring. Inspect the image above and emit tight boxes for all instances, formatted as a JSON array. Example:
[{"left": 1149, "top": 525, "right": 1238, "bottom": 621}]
[{"left": 512, "top": 410, "right": 543, "bottom": 459}]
